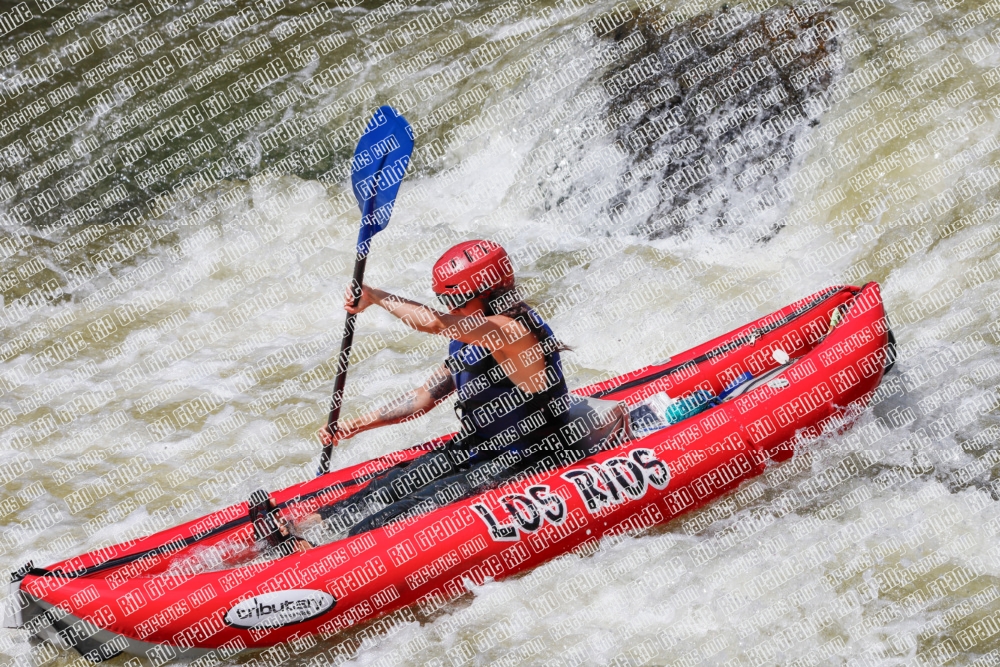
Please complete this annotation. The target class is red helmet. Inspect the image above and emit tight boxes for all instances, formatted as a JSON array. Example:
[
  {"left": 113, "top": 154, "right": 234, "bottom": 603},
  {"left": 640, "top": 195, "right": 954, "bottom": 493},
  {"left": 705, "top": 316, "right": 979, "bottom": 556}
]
[{"left": 432, "top": 240, "right": 514, "bottom": 304}]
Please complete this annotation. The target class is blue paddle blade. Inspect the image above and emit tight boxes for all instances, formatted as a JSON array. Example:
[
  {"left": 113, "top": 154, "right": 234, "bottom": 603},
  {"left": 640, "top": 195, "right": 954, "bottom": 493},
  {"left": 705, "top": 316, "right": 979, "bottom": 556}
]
[{"left": 351, "top": 105, "right": 414, "bottom": 254}]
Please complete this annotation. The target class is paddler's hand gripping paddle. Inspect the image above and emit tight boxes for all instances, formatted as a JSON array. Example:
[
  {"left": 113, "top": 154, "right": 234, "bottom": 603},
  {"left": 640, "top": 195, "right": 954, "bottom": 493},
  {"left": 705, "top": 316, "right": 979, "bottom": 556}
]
[{"left": 318, "top": 106, "right": 414, "bottom": 475}]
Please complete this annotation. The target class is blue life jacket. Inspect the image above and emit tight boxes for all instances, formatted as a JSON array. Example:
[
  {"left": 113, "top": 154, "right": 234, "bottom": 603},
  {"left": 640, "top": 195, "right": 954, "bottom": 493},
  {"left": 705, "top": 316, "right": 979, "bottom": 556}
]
[{"left": 446, "top": 308, "right": 570, "bottom": 455}]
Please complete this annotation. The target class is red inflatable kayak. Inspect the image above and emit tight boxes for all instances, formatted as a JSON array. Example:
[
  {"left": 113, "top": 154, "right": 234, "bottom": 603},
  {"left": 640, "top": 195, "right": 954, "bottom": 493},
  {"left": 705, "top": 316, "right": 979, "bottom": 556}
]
[{"left": 5, "top": 283, "right": 893, "bottom": 661}]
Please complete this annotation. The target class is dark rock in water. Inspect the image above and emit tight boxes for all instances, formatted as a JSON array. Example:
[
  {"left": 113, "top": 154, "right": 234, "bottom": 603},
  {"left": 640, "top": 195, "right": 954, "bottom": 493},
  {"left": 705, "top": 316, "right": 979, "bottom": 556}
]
[{"left": 599, "top": 3, "right": 846, "bottom": 237}]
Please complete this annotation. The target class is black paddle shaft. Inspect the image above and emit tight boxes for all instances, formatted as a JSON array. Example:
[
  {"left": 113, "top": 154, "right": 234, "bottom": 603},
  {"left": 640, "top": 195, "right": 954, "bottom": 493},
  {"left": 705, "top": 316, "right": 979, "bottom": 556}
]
[{"left": 319, "top": 253, "right": 368, "bottom": 474}]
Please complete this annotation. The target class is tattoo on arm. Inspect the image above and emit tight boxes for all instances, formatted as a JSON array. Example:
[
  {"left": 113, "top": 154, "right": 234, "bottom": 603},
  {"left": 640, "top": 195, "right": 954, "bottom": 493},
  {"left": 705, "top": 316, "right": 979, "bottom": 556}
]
[
  {"left": 426, "top": 366, "right": 455, "bottom": 401},
  {"left": 376, "top": 391, "right": 419, "bottom": 422}
]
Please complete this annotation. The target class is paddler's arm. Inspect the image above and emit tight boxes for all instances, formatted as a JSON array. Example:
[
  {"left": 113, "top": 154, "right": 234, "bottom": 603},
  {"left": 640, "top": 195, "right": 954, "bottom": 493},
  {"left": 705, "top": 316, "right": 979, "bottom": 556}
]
[
  {"left": 320, "top": 364, "right": 455, "bottom": 445},
  {"left": 348, "top": 284, "right": 512, "bottom": 349}
]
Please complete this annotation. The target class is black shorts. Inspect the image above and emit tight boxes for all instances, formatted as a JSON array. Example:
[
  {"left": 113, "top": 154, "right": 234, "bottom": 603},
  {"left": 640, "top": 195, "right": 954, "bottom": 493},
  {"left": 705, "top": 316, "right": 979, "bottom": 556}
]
[{"left": 317, "top": 437, "right": 584, "bottom": 537}]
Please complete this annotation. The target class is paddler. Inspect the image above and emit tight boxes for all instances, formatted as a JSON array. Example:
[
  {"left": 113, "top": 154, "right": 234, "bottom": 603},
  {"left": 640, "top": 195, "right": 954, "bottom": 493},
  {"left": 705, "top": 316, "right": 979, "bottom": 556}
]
[{"left": 282, "top": 240, "right": 593, "bottom": 546}]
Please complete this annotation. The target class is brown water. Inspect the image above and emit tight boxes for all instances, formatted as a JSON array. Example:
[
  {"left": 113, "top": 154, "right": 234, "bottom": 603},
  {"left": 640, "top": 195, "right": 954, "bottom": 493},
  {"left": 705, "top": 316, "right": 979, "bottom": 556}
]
[{"left": 1, "top": 0, "right": 1000, "bottom": 664}]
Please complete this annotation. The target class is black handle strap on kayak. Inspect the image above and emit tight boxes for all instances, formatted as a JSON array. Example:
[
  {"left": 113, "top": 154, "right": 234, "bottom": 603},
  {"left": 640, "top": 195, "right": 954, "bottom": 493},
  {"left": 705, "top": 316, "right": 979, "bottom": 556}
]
[
  {"left": 272, "top": 456, "right": 421, "bottom": 511},
  {"left": 41, "top": 456, "right": 427, "bottom": 579},
  {"left": 590, "top": 286, "right": 848, "bottom": 400},
  {"left": 44, "top": 518, "right": 249, "bottom": 578},
  {"left": 884, "top": 327, "right": 897, "bottom": 374},
  {"left": 10, "top": 561, "right": 34, "bottom": 582}
]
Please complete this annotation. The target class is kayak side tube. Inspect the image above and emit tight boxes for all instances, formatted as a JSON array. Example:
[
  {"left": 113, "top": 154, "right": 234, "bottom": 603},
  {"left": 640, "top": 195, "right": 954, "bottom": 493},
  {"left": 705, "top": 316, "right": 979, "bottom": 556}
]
[{"left": 16, "top": 283, "right": 892, "bottom": 656}]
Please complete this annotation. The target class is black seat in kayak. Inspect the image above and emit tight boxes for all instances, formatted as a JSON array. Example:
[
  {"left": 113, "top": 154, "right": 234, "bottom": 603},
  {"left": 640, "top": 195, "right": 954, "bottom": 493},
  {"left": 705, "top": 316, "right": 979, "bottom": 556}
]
[
  {"left": 248, "top": 489, "right": 288, "bottom": 549},
  {"left": 561, "top": 395, "right": 632, "bottom": 455}
]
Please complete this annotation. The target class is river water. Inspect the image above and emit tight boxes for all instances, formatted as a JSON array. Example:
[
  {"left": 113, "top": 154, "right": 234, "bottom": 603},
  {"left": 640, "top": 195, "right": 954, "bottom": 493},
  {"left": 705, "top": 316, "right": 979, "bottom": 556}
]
[{"left": 1, "top": 0, "right": 1000, "bottom": 664}]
